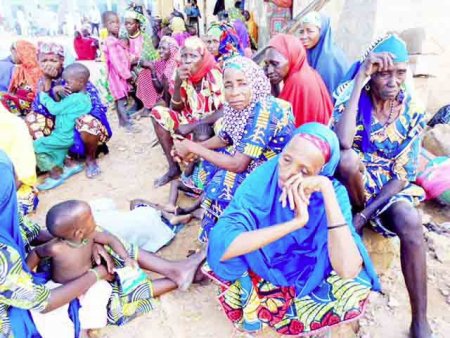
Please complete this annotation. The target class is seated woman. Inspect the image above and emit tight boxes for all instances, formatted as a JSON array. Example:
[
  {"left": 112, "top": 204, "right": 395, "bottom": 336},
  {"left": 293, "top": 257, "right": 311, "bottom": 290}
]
[
  {"left": 151, "top": 37, "right": 224, "bottom": 187},
  {"left": 0, "top": 40, "right": 42, "bottom": 116},
  {"left": 205, "top": 22, "right": 244, "bottom": 65},
  {"left": 0, "top": 105, "right": 38, "bottom": 214},
  {"left": 204, "top": 123, "right": 380, "bottom": 336},
  {"left": 265, "top": 34, "right": 333, "bottom": 127},
  {"left": 332, "top": 34, "right": 431, "bottom": 338},
  {"left": 299, "top": 11, "right": 349, "bottom": 96},
  {"left": 0, "top": 150, "right": 206, "bottom": 337},
  {"left": 173, "top": 56, "right": 294, "bottom": 242},
  {"left": 136, "top": 36, "right": 179, "bottom": 115},
  {"left": 25, "top": 42, "right": 112, "bottom": 179}
]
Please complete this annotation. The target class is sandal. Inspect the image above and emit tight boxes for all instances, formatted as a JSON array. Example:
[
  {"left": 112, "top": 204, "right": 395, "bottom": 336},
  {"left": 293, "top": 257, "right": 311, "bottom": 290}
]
[
  {"left": 86, "top": 164, "right": 101, "bottom": 179},
  {"left": 37, "top": 177, "right": 65, "bottom": 191},
  {"left": 61, "top": 164, "right": 84, "bottom": 180}
]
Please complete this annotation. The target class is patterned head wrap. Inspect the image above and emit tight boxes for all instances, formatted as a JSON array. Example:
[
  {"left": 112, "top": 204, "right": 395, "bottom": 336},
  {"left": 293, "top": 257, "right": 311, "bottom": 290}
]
[
  {"left": 125, "top": 3, "right": 147, "bottom": 26},
  {"left": 37, "top": 42, "right": 64, "bottom": 57},
  {"left": 221, "top": 56, "right": 272, "bottom": 146},
  {"left": 207, "top": 22, "right": 244, "bottom": 61},
  {"left": 295, "top": 133, "right": 331, "bottom": 163},
  {"left": 300, "top": 11, "right": 322, "bottom": 29}
]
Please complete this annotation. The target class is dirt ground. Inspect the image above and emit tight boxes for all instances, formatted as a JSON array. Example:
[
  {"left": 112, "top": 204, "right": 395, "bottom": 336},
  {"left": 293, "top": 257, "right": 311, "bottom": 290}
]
[{"left": 28, "top": 109, "right": 450, "bottom": 338}]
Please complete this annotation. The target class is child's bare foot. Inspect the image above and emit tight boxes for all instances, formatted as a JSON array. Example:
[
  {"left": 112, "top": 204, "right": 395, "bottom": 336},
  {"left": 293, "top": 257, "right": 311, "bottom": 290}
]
[
  {"left": 154, "top": 167, "right": 181, "bottom": 188},
  {"left": 173, "top": 250, "right": 206, "bottom": 291},
  {"left": 169, "top": 214, "right": 193, "bottom": 225}
]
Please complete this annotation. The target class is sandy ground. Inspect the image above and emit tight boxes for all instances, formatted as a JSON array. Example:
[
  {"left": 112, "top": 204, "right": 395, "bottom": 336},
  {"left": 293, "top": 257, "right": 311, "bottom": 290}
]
[{"left": 27, "top": 109, "right": 450, "bottom": 338}]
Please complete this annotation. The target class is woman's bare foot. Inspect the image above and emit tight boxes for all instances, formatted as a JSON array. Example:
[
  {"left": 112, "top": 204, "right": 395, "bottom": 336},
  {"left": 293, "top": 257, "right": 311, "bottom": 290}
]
[
  {"left": 154, "top": 167, "right": 181, "bottom": 188},
  {"left": 409, "top": 320, "right": 432, "bottom": 338},
  {"left": 172, "top": 250, "right": 207, "bottom": 291}
]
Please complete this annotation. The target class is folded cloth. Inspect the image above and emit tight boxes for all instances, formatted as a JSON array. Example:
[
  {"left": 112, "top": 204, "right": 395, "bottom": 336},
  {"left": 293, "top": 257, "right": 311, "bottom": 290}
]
[{"left": 90, "top": 201, "right": 175, "bottom": 252}]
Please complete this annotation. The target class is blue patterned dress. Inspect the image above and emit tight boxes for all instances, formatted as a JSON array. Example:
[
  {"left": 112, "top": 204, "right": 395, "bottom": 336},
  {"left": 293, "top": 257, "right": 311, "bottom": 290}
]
[
  {"left": 332, "top": 81, "right": 426, "bottom": 236},
  {"left": 200, "top": 96, "right": 295, "bottom": 241}
]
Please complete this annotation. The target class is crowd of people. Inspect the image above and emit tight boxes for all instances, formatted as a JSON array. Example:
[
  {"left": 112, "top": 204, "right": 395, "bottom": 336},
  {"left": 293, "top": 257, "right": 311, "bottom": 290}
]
[{"left": 0, "top": 1, "right": 434, "bottom": 338}]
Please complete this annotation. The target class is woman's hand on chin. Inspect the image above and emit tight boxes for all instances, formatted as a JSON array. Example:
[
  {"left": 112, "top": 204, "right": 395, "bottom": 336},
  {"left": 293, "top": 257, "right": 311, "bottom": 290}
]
[{"left": 41, "top": 63, "right": 59, "bottom": 78}]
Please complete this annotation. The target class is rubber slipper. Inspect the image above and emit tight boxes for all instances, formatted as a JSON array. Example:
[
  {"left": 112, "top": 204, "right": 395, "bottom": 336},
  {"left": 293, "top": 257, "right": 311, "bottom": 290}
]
[
  {"left": 37, "top": 177, "right": 65, "bottom": 191},
  {"left": 86, "top": 165, "right": 101, "bottom": 179},
  {"left": 61, "top": 164, "right": 84, "bottom": 180}
]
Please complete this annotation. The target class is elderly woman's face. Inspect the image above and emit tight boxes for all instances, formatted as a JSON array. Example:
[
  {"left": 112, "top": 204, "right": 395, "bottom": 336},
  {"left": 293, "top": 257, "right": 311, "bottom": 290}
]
[
  {"left": 38, "top": 53, "right": 64, "bottom": 78},
  {"left": 204, "top": 35, "right": 220, "bottom": 56},
  {"left": 278, "top": 136, "right": 325, "bottom": 189},
  {"left": 370, "top": 62, "right": 408, "bottom": 101},
  {"left": 264, "top": 47, "right": 289, "bottom": 85},
  {"left": 299, "top": 23, "right": 321, "bottom": 50},
  {"left": 180, "top": 47, "right": 202, "bottom": 73},
  {"left": 125, "top": 18, "right": 139, "bottom": 35},
  {"left": 158, "top": 40, "right": 171, "bottom": 60},
  {"left": 223, "top": 67, "right": 252, "bottom": 111}
]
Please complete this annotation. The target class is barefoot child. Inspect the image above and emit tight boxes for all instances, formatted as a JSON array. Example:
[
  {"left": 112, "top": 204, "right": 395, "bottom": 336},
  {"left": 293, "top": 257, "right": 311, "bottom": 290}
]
[
  {"left": 33, "top": 63, "right": 92, "bottom": 191},
  {"left": 166, "top": 123, "right": 215, "bottom": 219},
  {"left": 102, "top": 11, "right": 134, "bottom": 128},
  {"left": 26, "top": 200, "right": 206, "bottom": 333}
]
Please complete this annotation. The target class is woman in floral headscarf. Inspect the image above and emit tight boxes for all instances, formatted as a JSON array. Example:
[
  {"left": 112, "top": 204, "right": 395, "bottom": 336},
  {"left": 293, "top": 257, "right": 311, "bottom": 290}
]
[
  {"left": 137, "top": 36, "right": 179, "bottom": 112},
  {"left": 0, "top": 40, "right": 42, "bottom": 116},
  {"left": 173, "top": 56, "right": 295, "bottom": 242},
  {"left": 151, "top": 37, "right": 224, "bottom": 187},
  {"left": 205, "top": 22, "right": 244, "bottom": 65}
]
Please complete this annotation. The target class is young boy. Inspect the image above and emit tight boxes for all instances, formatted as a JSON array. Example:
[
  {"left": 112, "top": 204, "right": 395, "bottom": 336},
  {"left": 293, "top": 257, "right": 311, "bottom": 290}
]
[
  {"left": 167, "top": 123, "right": 215, "bottom": 218},
  {"left": 26, "top": 200, "right": 136, "bottom": 332},
  {"left": 34, "top": 63, "right": 92, "bottom": 190}
]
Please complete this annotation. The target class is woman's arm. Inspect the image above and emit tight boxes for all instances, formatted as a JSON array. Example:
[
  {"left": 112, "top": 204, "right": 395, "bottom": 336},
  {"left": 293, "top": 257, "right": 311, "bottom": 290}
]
[
  {"left": 334, "top": 52, "right": 395, "bottom": 149},
  {"left": 171, "top": 71, "right": 187, "bottom": 112},
  {"left": 200, "top": 135, "right": 228, "bottom": 150},
  {"left": 44, "top": 265, "right": 112, "bottom": 313},
  {"left": 221, "top": 219, "right": 301, "bottom": 261},
  {"left": 175, "top": 139, "right": 252, "bottom": 173},
  {"left": 321, "top": 181, "right": 363, "bottom": 279}
]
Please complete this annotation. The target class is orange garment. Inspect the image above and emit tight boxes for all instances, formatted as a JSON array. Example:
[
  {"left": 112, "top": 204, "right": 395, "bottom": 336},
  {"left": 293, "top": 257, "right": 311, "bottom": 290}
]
[
  {"left": 246, "top": 12, "right": 259, "bottom": 47},
  {"left": 268, "top": 34, "right": 332, "bottom": 127},
  {"left": 8, "top": 40, "right": 42, "bottom": 93}
]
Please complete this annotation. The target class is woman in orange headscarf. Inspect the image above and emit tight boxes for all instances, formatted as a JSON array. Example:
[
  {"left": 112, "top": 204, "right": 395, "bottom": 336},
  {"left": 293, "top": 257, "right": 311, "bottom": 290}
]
[
  {"left": 151, "top": 36, "right": 224, "bottom": 187},
  {"left": 265, "top": 33, "right": 332, "bottom": 127},
  {"left": 0, "top": 40, "right": 42, "bottom": 116}
]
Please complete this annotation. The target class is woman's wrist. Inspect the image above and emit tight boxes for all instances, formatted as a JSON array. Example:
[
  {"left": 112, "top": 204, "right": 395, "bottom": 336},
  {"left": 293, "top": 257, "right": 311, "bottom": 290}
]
[{"left": 88, "top": 267, "right": 101, "bottom": 281}]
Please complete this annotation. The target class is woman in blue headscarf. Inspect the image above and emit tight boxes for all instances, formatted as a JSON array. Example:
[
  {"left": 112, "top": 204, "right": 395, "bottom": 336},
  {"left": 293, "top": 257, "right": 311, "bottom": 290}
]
[
  {"left": 332, "top": 34, "right": 431, "bottom": 338},
  {"left": 204, "top": 123, "right": 380, "bottom": 336},
  {"left": 299, "top": 11, "right": 349, "bottom": 96},
  {"left": 0, "top": 150, "right": 114, "bottom": 337}
]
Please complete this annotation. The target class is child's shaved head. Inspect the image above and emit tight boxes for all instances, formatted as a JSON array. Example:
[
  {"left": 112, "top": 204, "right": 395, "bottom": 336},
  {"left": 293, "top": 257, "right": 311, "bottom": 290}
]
[{"left": 46, "top": 200, "right": 92, "bottom": 239}]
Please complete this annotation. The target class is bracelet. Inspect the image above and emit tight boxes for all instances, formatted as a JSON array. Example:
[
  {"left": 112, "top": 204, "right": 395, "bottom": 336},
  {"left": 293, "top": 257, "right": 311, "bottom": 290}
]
[
  {"left": 328, "top": 223, "right": 348, "bottom": 230},
  {"left": 358, "top": 212, "right": 368, "bottom": 222},
  {"left": 171, "top": 98, "right": 183, "bottom": 105},
  {"left": 88, "top": 268, "right": 100, "bottom": 281}
]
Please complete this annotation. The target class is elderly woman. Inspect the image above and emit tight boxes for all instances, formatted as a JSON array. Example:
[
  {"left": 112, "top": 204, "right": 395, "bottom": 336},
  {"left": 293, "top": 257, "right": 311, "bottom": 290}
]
[
  {"left": 0, "top": 150, "right": 206, "bottom": 337},
  {"left": 299, "top": 11, "right": 349, "bottom": 96},
  {"left": 136, "top": 36, "right": 179, "bottom": 113},
  {"left": 25, "top": 42, "right": 112, "bottom": 180},
  {"left": 0, "top": 40, "right": 42, "bottom": 116},
  {"left": 265, "top": 34, "right": 333, "bottom": 127},
  {"left": 151, "top": 37, "right": 224, "bottom": 187},
  {"left": 173, "top": 56, "right": 294, "bottom": 241},
  {"left": 332, "top": 34, "right": 431, "bottom": 338},
  {"left": 205, "top": 22, "right": 244, "bottom": 64},
  {"left": 204, "top": 123, "right": 380, "bottom": 336}
]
